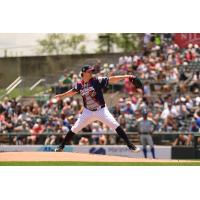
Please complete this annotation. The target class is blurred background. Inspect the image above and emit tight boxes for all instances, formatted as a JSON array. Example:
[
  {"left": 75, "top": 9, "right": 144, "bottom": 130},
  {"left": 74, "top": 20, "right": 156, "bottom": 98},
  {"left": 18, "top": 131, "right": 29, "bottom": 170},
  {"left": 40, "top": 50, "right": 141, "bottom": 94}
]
[{"left": 0, "top": 33, "right": 199, "bottom": 159}]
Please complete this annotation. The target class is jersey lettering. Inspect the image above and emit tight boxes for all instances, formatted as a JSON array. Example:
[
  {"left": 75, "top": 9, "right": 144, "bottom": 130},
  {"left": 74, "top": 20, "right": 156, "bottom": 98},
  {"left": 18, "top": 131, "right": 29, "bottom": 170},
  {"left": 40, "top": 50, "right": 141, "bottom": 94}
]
[{"left": 72, "top": 77, "right": 109, "bottom": 110}]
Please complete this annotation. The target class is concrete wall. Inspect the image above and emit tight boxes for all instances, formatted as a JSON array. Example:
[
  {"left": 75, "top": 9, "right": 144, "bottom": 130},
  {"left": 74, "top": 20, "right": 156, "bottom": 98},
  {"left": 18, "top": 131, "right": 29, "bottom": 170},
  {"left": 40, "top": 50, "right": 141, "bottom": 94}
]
[
  {"left": 0, "top": 57, "right": 21, "bottom": 87},
  {"left": 0, "top": 53, "right": 124, "bottom": 87}
]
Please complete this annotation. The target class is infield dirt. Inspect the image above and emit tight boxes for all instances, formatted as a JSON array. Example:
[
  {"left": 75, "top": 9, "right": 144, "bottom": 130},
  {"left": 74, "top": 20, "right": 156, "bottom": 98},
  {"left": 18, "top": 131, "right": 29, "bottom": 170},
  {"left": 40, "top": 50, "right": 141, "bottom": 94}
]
[{"left": 0, "top": 152, "right": 197, "bottom": 163}]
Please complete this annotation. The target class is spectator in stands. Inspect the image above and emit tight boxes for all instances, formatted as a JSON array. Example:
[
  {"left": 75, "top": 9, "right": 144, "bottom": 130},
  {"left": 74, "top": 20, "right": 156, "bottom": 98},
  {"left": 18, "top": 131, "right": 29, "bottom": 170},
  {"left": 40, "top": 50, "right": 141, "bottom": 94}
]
[
  {"left": 18, "top": 106, "right": 31, "bottom": 122},
  {"left": 161, "top": 103, "right": 178, "bottom": 131},
  {"left": 166, "top": 68, "right": 179, "bottom": 84},
  {"left": 99, "top": 134, "right": 107, "bottom": 145},
  {"left": 153, "top": 109, "right": 163, "bottom": 131},
  {"left": 91, "top": 122, "right": 103, "bottom": 145},
  {"left": 189, "top": 71, "right": 200, "bottom": 93},
  {"left": 164, "top": 115, "right": 178, "bottom": 131},
  {"left": 172, "top": 105, "right": 200, "bottom": 146},
  {"left": 79, "top": 137, "right": 89, "bottom": 145},
  {"left": 2, "top": 97, "right": 11, "bottom": 111},
  {"left": 174, "top": 97, "right": 190, "bottom": 119},
  {"left": 13, "top": 121, "right": 30, "bottom": 145},
  {"left": 71, "top": 74, "right": 80, "bottom": 88},
  {"left": 62, "top": 98, "right": 73, "bottom": 116},
  {"left": 186, "top": 118, "right": 200, "bottom": 146},
  {"left": 45, "top": 120, "right": 62, "bottom": 145},
  {"left": 195, "top": 97, "right": 200, "bottom": 107},
  {"left": 124, "top": 100, "right": 134, "bottom": 115},
  {"left": 117, "top": 98, "right": 126, "bottom": 113},
  {"left": 161, "top": 102, "right": 177, "bottom": 119},
  {"left": 184, "top": 95, "right": 194, "bottom": 113},
  {"left": 143, "top": 81, "right": 151, "bottom": 96},
  {"left": 31, "top": 102, "right": 41, "bottom": 117},
  {"left": 79, "top": 124, "right": 92, "bottom": 145},
  {"left": 194, "top": 108, "right": 200, "bottom": 129},
  {"left": 185, "top": 44, "right": 196, "bottom": 62},
  {"left": 27, "top": 118, "right": 45, "bottom": 144},
  {"left": 112, "top": 103, "right": 121, "bottom": 119},
  {"left": 3, "top": 114, "right": 14, "bottom": 133},
  {"left": 173, "top": 133, "right": 188, "bottom": 146}
]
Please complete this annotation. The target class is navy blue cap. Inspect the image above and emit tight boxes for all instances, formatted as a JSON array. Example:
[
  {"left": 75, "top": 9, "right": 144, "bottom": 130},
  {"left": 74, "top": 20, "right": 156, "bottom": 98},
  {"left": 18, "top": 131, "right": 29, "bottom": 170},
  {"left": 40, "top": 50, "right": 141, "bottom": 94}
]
[{"left": 81, "top": 65, "right": 95, "bottom": 73}]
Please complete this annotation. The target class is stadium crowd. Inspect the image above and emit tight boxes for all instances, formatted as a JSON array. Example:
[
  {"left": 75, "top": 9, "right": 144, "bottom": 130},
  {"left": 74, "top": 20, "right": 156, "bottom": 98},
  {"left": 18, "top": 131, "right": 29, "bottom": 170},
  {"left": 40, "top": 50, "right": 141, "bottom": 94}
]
[{"left": 0, "top": 33, "right": 200, "bottom": 146}]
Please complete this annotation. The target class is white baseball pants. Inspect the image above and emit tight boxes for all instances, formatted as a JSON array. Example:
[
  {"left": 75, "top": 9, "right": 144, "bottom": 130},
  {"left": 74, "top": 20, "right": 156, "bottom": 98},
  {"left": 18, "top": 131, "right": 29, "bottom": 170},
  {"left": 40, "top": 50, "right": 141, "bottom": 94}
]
[{"left": 71, "top": 106, "right": 119, "bottom": 133}]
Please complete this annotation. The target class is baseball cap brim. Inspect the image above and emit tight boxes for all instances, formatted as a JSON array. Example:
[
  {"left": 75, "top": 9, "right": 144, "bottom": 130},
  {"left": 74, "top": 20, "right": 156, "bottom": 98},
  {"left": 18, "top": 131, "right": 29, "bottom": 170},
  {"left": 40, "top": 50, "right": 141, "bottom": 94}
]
[{"left": 81, "top": 65, "right": 95, "bottom": 73}]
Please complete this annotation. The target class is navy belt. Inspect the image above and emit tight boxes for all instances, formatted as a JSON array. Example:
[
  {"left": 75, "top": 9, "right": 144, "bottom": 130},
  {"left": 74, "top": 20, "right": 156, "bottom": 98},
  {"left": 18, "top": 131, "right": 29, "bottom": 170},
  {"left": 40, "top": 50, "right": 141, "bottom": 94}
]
[{"left": 88, "top": 105, "right": 105, "bottom": 111}]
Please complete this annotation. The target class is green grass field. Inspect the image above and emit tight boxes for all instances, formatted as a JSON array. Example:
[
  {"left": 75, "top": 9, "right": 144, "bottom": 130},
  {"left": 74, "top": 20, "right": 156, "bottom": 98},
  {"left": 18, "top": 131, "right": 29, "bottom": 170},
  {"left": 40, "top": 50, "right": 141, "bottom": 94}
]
[{"left": 0, "top": 161, "right": 200, "bottom": 166}]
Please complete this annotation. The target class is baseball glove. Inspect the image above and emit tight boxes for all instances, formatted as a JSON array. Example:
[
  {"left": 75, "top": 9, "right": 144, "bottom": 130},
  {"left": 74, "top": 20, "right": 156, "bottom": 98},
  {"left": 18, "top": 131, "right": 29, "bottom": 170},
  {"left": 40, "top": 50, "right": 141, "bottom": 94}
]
[{"left": 129, "top": 76, "right": 144, "bottom": 91}]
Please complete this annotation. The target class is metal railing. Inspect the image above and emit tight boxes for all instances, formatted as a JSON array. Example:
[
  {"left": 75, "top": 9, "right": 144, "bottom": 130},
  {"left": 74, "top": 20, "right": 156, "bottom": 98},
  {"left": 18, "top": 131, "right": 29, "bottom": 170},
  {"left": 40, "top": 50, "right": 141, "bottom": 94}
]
[
  {"left": 0, "top": 131, "right": 199, "bottom": 145},
  {"left": 0, "top": 131, "right": 199, "bottom": 136}
]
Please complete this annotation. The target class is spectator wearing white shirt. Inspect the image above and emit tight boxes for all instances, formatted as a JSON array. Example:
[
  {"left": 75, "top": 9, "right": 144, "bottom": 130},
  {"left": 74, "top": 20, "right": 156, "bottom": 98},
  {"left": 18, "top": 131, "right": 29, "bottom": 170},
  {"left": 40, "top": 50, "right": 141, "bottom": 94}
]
[
  {"left": 161, "top": 103, "right": 178, "bottom": 120},
  {"left": 161, "top": 104, "right": 178, "bottom": 131}
]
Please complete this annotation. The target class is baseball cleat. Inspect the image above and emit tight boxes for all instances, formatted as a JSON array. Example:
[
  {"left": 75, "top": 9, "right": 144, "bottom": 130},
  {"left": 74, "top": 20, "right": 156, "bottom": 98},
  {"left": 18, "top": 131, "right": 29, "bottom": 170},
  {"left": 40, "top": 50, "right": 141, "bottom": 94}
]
[
  {"left": 55, "top": 146, "right": 64, "bottom": 152},
  {"left": 128, "top": 144, "right": 141, "bottom": 153},
  {"left": 131, "top": 146, "right": 140, "bottom": 153}
]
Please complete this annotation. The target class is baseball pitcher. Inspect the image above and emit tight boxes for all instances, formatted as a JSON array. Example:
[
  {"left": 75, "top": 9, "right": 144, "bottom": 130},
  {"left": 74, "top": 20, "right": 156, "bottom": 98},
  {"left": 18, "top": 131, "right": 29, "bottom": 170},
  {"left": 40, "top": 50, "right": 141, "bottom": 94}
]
[{"left": 54, "top": 65, "right": 143, "bottom": 153}]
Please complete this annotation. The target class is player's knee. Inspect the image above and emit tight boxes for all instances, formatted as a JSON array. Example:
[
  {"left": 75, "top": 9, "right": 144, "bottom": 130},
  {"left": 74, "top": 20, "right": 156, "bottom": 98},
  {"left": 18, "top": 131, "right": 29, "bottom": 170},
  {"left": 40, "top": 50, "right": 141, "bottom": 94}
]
[{"left": 71, "top": 127, "right": 79, "bottom": 134}]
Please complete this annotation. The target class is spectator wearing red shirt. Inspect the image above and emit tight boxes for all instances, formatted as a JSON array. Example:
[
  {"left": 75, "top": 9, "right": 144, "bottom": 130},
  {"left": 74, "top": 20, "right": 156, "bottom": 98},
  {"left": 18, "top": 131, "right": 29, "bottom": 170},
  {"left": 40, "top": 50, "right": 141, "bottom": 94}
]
[
  {"left": 27, "top": 119, "right": 45, "bottom": 144},
  {"left": 185, "top": 44, "right": 196, "bottom": 62}
]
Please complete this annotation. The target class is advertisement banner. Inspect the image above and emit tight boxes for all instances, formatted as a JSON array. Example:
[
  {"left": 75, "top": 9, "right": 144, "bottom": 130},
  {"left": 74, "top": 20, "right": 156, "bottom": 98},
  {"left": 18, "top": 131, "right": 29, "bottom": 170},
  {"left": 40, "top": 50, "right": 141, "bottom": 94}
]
[
  {"left": 174, "top": 33, "right": 200, "bottom": 48},
  {"left": 73, "top": 145, "right": 171, "bottom": 159}
]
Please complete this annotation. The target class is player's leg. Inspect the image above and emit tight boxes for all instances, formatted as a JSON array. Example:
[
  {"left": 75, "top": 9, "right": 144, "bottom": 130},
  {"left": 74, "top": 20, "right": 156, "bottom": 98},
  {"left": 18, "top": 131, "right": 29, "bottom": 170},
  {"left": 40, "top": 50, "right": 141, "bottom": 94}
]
[
  {"left": 147, "top": 135, "right": 156, "bottom": 159},
  {"left": 55, "top": 109, "right": 94, "bottom": 151},
  {"left": 140, "top": 135, "right": 148, "bottom": 158},
  {"left": 95, "top": 107, "right": 140, "bottom": 152},
  {"left": 56, "top": 129, "right": 75, "bottom": 151}
]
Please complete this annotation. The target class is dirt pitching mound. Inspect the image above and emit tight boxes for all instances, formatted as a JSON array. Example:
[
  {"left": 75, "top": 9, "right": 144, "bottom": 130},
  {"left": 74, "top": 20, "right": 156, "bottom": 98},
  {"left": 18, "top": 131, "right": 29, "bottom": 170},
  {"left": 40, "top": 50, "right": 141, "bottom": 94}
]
[{"left": 0, "top": 152, "right": 187, "bottom": 162}]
